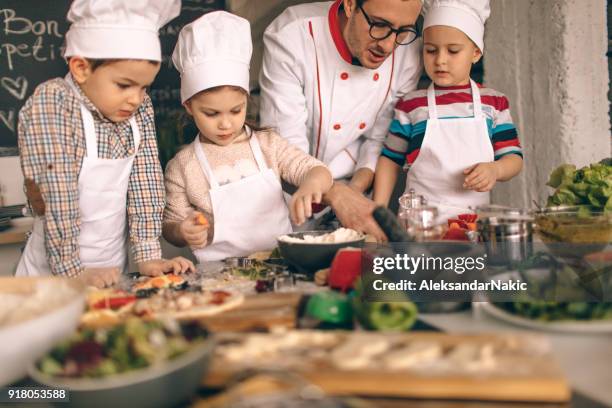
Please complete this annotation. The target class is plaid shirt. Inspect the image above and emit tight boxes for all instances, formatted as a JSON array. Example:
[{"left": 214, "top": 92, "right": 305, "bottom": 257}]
[{"left": 18, "top": 75, "right": 164, "bottom": 277}]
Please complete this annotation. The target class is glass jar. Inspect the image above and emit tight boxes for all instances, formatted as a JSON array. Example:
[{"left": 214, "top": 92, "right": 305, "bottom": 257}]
[
  {"left": 398, "top": 189, "right": 428, "bottom": 232},
  {"left": 405, "top": 206, "right": 445, "bottom": 241}
]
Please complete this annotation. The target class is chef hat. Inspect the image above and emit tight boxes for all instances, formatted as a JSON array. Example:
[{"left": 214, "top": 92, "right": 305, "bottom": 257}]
[
  {"left": 172, "top": 11, "right": 252, "bottom": 103},
  {"left": 422, "top": 0, "right": 490, "bottom": 52},
  {"left": 64, "top": 0, "right": 181, "bottom": 61}
]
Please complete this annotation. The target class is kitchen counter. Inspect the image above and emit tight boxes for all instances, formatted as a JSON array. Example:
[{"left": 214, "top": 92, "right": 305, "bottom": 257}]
[{"left": 420, "top": 306, "right": 612, "bottom": 407}]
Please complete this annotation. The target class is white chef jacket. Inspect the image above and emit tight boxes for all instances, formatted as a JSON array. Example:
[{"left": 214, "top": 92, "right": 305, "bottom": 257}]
[{"left": 259, "top": 0, "right": 422, "bottom": 179}]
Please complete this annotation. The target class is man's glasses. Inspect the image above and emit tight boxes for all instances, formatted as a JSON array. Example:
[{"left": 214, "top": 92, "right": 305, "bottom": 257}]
[{"left": 358, "top": 3, "right": 419, "bottom": 46}]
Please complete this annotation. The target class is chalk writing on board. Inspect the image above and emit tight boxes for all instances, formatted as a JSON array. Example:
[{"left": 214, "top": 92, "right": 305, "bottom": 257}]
[
  {"left": 1, "top": 76, "right": 28, "bottom": 100},
  {"left": 0, "top": 0, "right": 224, "bottom": 158},
  {"left": 0, "top": 9, "right": 65, "bottom": 71},
  {"left": 0, "top": 110, "right": 16, "bottom": 132}
]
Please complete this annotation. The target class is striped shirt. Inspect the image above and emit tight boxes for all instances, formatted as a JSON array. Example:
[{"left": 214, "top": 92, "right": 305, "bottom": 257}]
[
  {"left": 381, "top": 83, "right": 523, "bottom": 166},
  {"left": 18, "top": 75, "right": 164, "bottom": 277}
]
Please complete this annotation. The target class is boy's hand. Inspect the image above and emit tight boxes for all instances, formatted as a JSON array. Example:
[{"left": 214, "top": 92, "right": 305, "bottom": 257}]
[
  {"left": 138, "top": 257, "right": 195, "bottom": 277},
  {"left": 25, "top": 178, "right": 45, "bottom": 216},
  {"left": 80, "top": 267, "right": 121, "bottom": 288},
  {"left": 463, "top": 162, "right": 499, "bottom": 192},
  {"left": 290, "top": 180, "right": 326, "bottom": 226},
  {"left": 179, "top": 211, "right": 209, "bottom": 249}
]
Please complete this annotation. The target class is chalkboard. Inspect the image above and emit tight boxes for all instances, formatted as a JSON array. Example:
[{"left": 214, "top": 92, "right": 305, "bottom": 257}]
[{"left": 0, "top": 0, "right": 225, "bottom": 163}]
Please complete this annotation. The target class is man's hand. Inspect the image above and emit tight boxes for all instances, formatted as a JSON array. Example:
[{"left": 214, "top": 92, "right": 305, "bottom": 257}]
[
  {"left": 79, "top": 267, "right": 121, "bottom": 288},
  {"left": 323, "top": 183, "right": 387, "bottom": 242},
  {"left": 348, "top": 168, "right": 374, "bottom": 193},
  {"left": 138, "top": 257, "right": 195, "bottom": 277}
]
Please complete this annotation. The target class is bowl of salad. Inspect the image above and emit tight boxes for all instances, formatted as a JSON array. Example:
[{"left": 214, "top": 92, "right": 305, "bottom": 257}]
[{"left": 29, "top": 318, "right": 214, "bottom": 408}]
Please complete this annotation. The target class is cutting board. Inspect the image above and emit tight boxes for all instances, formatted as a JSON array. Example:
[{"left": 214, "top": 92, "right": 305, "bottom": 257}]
[
  {"left": 198, "top": 292, "right": 303, "bottom": 332},
  {"left": 202, "top": 331, "right": 570, "bottom": 403}
]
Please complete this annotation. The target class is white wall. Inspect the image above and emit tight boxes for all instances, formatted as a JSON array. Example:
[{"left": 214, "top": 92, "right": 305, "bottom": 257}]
[{"left": 485, "top": 0, "right": 611, "bottom": 208}]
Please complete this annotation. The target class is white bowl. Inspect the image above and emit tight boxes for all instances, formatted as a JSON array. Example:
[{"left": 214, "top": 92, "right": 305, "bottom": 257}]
[{"left": 0, "top": 277, "right": 85, "bottom": 386}]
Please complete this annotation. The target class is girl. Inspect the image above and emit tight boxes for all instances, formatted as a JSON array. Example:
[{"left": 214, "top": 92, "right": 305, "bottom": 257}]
[{"left": 163, "top": 12, "right": 333, "bottom": 262}]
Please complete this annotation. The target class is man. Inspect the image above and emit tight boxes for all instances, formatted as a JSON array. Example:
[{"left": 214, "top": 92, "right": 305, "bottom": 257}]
[{"left": 259, "top": 0, "right": 423, "bottom": 240}]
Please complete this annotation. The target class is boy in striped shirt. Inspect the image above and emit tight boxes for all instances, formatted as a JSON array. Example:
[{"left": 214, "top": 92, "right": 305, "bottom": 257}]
[{"left": 373, "top": 0, "right": 523, "bottom": 214}]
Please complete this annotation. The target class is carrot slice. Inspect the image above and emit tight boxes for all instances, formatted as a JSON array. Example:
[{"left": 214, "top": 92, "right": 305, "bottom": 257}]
[
  {"left": 167, "top": 274, "right": 184, "bottom": 283},
  {"left": 151, "top": 277, "right": 168, "bottom": 288},
  {"left": 195, "top": 213, "right": 209, "bottom": 227}
]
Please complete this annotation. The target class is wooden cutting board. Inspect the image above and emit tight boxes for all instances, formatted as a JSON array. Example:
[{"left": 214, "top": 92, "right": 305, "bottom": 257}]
[
  {"left": 202, "top": 331, "right": 571, "bottom": 403},
  {"left": 198, "top": 292, "right": 303, "bottom": 332}
]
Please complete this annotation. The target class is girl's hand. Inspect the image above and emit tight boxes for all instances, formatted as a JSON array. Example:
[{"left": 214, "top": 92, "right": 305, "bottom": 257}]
[
  {"left": 138, "top": 257, "right": 195, "bottom": 276},
  {"left": 179, "top": 211, "right": 209, "bottom": 249},
  {"left": 463, "top": 162, "right": 499, "bottom": 192},
  {"left": 290, "top": 182, "right": 325, "bottom": 226}
]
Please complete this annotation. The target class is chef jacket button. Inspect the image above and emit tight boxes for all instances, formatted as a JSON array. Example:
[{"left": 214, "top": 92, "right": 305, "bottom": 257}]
[
  {"left": 373, "top": 73, "right": 380, "bottom": 81},
  {"left": 359, "top": 122, "right": 366, "bottom": 130},
  {"left": 333, "top": 124, "right": 341, "bottom": 130},
  {"left": 340, "top": 72, "right": 349, "bottom": 80}
]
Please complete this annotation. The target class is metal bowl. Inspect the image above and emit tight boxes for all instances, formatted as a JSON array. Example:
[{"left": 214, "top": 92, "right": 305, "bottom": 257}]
[
  {"left": 29, "top": 336, "right": 215, "bottom": 408},
  {"left": 277, "top": 231, "right": 365, "bottom": 275},
  {"left": 478, "top": 215, "right": 534, "bottom": 265}
]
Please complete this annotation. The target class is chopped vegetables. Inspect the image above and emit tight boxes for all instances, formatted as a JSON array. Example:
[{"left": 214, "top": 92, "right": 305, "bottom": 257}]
[
  {"left": 355, "top": 301, "right": 418, "bottom": 331},
  {"left": 38, "top": 319, "right": 208, "bottom": 378},
  {"left": 495, "top": 253, "right": 612, "bottom": 322},
  {"left": 443, "top": 214, "right": 477, "bottom": 241},
  {"left": 91, "top": 295, "right": 136, "bottom": 310},
  {"left": 352, "top": 279, "right": 418, "bottom": 331},
  {"left": 498, "top": 301, "right": 612, "bottom": 322}
]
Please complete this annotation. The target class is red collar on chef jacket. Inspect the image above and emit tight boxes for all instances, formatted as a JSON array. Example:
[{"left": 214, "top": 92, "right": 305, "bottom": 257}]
[{"left": 328, "top": 0, "right": 358, "bottom": 65}]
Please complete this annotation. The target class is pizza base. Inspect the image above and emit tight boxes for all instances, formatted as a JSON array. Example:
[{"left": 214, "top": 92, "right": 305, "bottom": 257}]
[
  {"left": 153, "top": 292, "right": 245, "bottom": 319},
  {"left": 132, "top": 274, "right": 186, "bottom": 291},
  {"left": 80, "top": 309, "right": 123, "bottom": 328}
]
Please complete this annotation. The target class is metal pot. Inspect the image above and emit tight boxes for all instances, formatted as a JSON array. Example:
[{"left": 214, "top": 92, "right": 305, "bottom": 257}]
[
  {"left": 475, "top": 204, "right": 531, "bottom": 220},
  {"left": 477, "top": 216, "right": 534, "bottom": 265}
]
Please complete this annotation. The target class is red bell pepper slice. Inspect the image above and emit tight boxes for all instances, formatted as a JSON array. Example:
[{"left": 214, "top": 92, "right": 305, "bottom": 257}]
[
  {"left": 92, "top": 295, "right": 136, "bottom": 310},
  {"left": 458, "top": 213, "right": 478, "bottom": 223}
]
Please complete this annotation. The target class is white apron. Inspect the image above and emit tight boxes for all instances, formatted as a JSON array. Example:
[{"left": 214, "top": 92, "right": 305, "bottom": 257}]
[
  {"left": 192, "top": 131, "right": 292, "bottom": 262},
  {"left": 406, "top": 80, "right": 494, "bottom": 222},
  {"left": 16, "top": 90, "right": 140, "bottom": 276}
]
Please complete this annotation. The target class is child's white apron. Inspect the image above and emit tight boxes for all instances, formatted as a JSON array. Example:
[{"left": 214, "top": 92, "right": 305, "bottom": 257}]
[
  {"left": 192, "top": 132, "right": 292, "bottom": 262},
  {"left": 16, "top": 85, "right": 140, "bottom": 276},
  {"left": 406, "top": 80, "right": 494, "bottom": 222}
]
